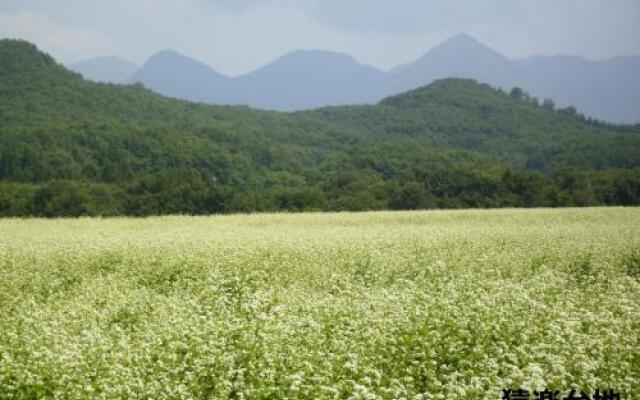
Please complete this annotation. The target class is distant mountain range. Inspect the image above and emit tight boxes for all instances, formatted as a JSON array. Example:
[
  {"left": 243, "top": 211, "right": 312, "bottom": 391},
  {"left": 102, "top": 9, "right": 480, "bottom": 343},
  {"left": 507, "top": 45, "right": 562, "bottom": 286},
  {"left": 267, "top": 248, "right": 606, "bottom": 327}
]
[{"left": 68, "top": 34, "right": 640, "bottom": 123}]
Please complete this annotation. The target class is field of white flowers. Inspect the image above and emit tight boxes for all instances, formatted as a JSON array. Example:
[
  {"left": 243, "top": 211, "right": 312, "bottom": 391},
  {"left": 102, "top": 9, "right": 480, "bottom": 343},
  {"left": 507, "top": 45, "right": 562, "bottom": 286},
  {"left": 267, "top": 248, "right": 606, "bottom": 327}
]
[{"left": 0, "top": 208, "right": 638, "bottom": 399}]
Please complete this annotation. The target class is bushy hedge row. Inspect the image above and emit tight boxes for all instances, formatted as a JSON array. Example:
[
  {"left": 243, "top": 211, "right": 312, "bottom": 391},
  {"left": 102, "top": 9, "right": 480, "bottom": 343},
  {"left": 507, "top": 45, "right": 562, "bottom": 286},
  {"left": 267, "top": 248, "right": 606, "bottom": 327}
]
[{"left": 1, "top": 167, "right": 638, "bottom": 216}]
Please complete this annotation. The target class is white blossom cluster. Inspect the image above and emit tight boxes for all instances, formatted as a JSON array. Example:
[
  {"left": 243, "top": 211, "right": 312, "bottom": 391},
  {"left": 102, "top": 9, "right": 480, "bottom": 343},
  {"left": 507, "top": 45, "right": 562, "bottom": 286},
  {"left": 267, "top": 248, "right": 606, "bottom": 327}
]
[{"left": 0, "top": 209, "right": 638, "bottom": 399}]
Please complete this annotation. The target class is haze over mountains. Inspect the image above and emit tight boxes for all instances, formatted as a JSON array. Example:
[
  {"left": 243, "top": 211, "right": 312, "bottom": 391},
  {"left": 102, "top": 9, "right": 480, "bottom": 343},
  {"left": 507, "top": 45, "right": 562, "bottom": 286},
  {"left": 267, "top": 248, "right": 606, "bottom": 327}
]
[{"left": 68, "top": 34, "right": 640, "bottom": 123}]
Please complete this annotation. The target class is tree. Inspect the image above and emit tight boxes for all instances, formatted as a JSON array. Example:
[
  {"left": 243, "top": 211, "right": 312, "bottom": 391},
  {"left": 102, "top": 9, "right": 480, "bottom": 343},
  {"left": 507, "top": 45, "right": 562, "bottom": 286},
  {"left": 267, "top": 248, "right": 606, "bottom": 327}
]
[
  {"left": 559, "top": 106, "right": 578, "bottom": 116},
  {"left": 542, "top": 98, "right": 555, "bottom": 112},
  {"left": 389, "top": 181, "right": 431, "bottom": 210},
  {"left": 509, "top": 87, "right": 524, "bottom": 101}
]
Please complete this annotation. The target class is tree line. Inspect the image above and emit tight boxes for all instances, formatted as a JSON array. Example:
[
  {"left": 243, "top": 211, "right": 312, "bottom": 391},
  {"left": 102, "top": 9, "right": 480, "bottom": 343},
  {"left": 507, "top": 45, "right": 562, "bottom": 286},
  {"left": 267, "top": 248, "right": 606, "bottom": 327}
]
[{"left": 1, "top": 167, "right": 638, "bottom": 217}]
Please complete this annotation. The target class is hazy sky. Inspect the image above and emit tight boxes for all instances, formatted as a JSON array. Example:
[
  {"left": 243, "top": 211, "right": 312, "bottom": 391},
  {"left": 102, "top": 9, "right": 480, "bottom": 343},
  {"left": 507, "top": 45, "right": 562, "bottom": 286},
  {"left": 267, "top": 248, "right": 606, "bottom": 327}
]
[{"left": 1, "top": 0, "right": 639, "bottom": 76}]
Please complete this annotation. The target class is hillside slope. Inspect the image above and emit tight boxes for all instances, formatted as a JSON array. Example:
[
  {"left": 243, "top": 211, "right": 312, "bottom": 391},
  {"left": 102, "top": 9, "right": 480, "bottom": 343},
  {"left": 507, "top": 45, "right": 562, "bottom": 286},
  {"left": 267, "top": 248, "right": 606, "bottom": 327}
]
[{"left": 1, "top": 40, "right": 639, "bottom": 216}]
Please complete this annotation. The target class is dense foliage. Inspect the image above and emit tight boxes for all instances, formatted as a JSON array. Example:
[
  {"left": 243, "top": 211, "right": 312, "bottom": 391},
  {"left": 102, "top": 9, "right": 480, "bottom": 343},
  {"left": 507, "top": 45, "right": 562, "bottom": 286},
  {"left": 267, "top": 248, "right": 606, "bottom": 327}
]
[
  {"left": 1, "top": 40, "right": 640, "bottom": 216},
  {"left": 1, "top": 209, "right": 639, "bottom": 398}
]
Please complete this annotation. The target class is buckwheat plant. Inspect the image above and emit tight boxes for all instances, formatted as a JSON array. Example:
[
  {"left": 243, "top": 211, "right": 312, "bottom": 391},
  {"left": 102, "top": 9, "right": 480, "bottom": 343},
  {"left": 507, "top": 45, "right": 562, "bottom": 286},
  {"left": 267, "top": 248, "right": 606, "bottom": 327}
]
[{"left": 0, "top": 208, "right": 638, "bottom": 399}]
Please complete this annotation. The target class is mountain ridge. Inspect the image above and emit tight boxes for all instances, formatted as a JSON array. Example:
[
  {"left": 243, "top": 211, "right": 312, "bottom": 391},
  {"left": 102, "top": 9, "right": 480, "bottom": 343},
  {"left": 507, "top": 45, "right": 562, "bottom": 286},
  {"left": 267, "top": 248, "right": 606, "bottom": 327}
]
[{"left": 69, "top": 34, "right": 640, "bottom": 122}]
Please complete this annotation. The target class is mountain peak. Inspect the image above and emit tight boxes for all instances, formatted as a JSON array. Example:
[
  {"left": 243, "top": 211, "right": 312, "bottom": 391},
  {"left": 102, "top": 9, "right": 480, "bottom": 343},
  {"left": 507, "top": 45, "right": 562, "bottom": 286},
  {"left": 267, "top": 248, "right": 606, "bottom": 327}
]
[
  {"left": 283, "top": 49, "right": 355, "bottom": 61},
  {"left": 235, "top": 49, "right": 386, "bottom": 110},
  {"left": 128, "top": 48, "right": 229, "bottom": 102},
  {"left": 429, "top": 33, "right": 505, "bottom": 60},
  {"left": 388, "top": 33, "right": 517, "bottom": 93},
  {"left": 241, "top": 48, "right": 383, "bottom": 81},
  {"left": 262, "top": 49, "right": 369, "bottom": 72},
  {"left": 146, "top": 49, "right": 199, "bottom": 65},
  {"left": 134, "top": 49, "right": 227, "bottom": 78},
  {"left": 442, "top": 33, "right": 480, "bottom": 46}
]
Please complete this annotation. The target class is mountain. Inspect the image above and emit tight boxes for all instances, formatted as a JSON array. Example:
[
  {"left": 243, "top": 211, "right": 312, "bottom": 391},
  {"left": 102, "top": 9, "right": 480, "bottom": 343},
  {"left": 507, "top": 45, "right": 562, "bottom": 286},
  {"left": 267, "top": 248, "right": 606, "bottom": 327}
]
[
  {"left": 69, "top": 56, "right": 138, "bottom": 84},
  {"left": 1, "top": 39, "right": 639, "bottom": 216},
  {"left": 112, "top": 34, "right": 640, "bottom": 123},
  {"left": 129, "top": 49, "right": 387, "bottom": 110},
  {"left": 389, "top": 36, "right": 640, "bottom": 124},
  {"left": 234, "top": 49, "right": 387, "bottom": 110},
  {"left": 128, "top": 49, "right": 231, "bottom": 103},
  {"left": 516, "top": 55, "right": 640, "bottom": 124},
  {"left": 389, "top": 34, "right": 520, "bottom": 93}
]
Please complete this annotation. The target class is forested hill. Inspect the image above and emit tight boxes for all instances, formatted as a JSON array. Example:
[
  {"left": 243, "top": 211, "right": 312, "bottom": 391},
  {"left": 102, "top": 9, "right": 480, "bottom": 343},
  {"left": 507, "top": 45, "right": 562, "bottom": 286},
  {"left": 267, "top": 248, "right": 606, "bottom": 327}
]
[{"left": 1, "top": 39, "right": 640, "bottom": 216}]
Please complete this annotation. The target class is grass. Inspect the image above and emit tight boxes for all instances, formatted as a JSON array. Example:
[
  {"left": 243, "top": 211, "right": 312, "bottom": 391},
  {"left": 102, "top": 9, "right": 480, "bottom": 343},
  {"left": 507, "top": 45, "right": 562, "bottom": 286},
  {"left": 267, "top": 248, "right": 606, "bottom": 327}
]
[{"left": 0, "top": 208, "right": 639, "bottom": 399}]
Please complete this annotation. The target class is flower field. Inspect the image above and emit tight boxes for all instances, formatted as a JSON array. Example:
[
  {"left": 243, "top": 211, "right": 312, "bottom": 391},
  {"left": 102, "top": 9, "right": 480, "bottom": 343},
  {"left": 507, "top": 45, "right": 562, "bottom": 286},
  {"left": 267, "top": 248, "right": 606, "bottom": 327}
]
[{"left": 0, "top": 208, "right": 639, "bottom": 399}]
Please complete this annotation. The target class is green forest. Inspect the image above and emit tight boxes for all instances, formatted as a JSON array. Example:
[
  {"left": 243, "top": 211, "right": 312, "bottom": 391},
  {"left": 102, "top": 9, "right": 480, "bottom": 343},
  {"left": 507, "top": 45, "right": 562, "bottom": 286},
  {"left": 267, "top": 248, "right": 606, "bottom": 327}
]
[{"left": 1, "top": 39, "right": 640, "bottom": 216}]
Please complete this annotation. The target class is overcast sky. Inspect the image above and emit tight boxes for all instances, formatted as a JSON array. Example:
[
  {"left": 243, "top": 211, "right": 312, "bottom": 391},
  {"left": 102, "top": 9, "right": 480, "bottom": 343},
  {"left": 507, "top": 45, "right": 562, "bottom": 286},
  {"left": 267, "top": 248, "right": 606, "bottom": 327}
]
[{"left": 1, "top": 0, "right": 639, "bottom": 76}]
